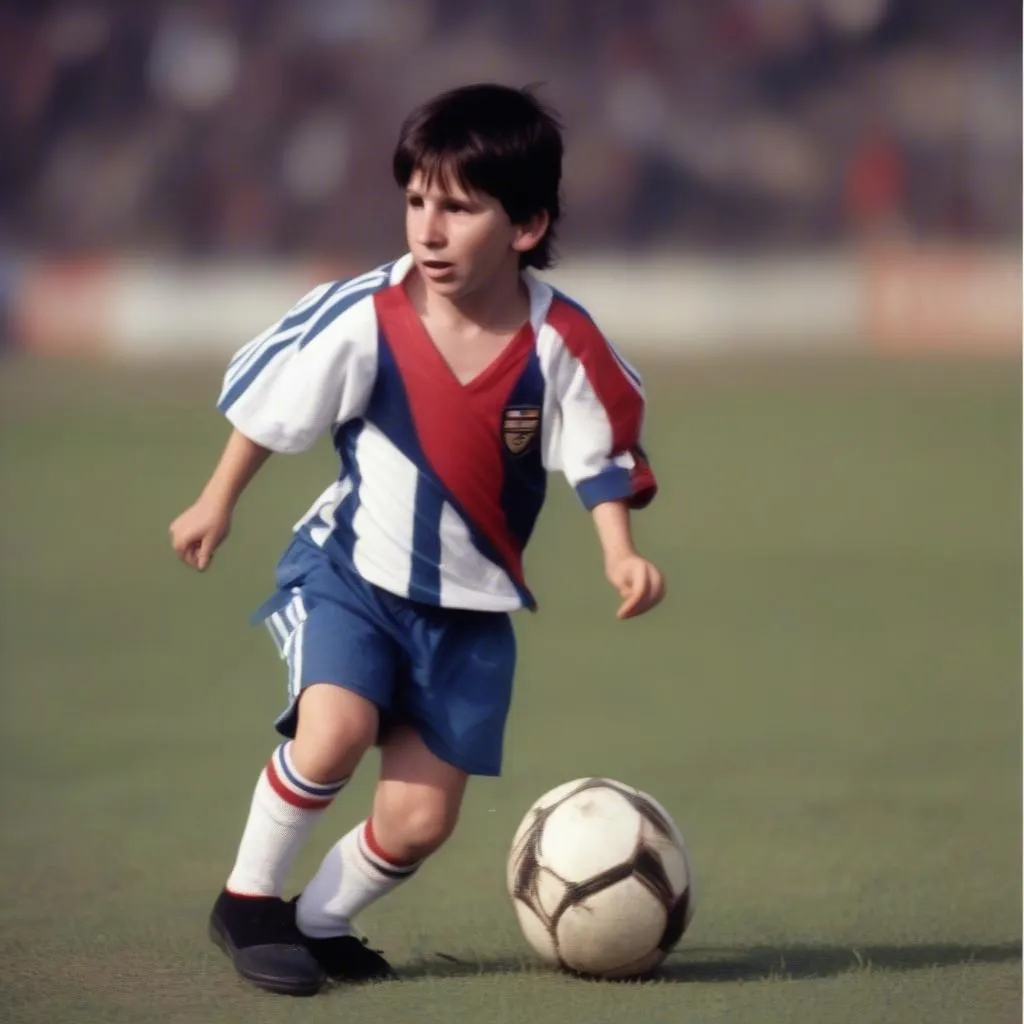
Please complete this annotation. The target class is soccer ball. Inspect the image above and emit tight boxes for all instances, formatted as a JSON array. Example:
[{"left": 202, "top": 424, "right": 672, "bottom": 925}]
[{"left": 507, "top": 777, "right": 695, "bottom": 979}]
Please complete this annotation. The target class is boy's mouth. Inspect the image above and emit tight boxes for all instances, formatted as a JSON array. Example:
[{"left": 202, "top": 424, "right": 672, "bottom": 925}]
[{"left": 422, "top": 259, "right": 453, "bottom": 269}]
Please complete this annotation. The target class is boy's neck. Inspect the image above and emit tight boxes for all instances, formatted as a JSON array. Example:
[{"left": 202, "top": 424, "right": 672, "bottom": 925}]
[{"left": 413, "top": 264, "right": 529, "bottom": 335}]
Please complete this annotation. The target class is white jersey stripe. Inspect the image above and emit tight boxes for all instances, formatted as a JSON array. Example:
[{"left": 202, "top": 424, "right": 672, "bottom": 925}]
[
  {"left": 605, "top": 338, "right": 644, "bottom": 392},
  {"left": 225, "top": 280, "right": 333, "bottom": 375},
  {"left": 218, "top": 280, "right": 384, "bottom": 422},
  {"left": 223, "top": 287, "right": 340, "bottom": 392},
  {"left": 296, "top": 276, "right": 388, "bottom": 352},
  {"left": 222, "top": 324, "right": 306, "bottom": 393},
  {"left": 222, "top": 268, "right": 387, "bottom": 394},
  {"left": 225, "top": 322, "right": 277, "bottom": 379}
]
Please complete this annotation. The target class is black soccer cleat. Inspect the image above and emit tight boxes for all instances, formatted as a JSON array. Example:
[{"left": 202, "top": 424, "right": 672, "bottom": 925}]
[
  {"left": 208, "top": 890, "right": 326, "bottom": 996},
  {"left": 302, "top": 932, "right": 397, "bottom": 983}
]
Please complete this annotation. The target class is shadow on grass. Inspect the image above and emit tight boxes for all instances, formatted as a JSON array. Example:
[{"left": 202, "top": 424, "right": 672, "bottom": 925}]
[
  {"left": 400, "top": 942, "right": 1022, "bottom": 983},
  {"left": 656, "top": 942, "right": 1024, "bottom": 982}
]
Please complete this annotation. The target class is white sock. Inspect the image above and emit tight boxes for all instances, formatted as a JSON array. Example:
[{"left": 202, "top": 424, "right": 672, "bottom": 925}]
[
  {"left": 225, "top": 742, "right": 347, "bottom": 897},
  {"left": 296, "top": 819, "right": 421, "bottom": 938}
]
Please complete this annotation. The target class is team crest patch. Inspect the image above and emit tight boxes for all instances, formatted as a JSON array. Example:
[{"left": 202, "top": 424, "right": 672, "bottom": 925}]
[{"left": 502, "top": 405, "right": 541, "bottom": 456}]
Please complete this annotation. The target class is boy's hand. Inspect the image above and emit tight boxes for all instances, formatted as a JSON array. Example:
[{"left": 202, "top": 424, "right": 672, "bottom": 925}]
[
  {"left": 169, "top": 497, "right": 232, "bottom": 572},
  {"left": 169, "top": 429, "right": 271, "bottom": 572},
  {"left": 605, "top": 554, "right": 666, "bottom": 620}
]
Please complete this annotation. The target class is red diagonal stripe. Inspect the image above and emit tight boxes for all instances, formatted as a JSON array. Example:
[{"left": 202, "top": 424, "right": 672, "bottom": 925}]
[{"left": 375, "top": 286, "right": 534, "bottom": 586}]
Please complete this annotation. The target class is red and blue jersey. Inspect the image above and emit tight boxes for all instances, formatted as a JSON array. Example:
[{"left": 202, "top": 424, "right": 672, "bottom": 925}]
[{"left": 218, "top": 255, "right": 656, "bottom": 612}]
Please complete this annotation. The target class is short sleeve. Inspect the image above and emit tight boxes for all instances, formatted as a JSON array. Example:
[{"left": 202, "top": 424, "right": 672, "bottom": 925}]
[
  {"left": 216, "top": 274, "right": 386, "bottom": 453},
  {"left": 540, "top": 299, "right": 657, "bottom": 511}
]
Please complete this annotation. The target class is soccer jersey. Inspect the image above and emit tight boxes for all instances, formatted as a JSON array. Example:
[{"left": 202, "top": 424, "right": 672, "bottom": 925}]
[{"left": 218, "top": 254, "right": 656, "bottom": 612}]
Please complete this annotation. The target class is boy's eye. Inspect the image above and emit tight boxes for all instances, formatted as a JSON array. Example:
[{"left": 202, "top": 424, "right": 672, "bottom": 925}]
[{"left": 405, "top": 194, "right": 473, "bottom": 214}]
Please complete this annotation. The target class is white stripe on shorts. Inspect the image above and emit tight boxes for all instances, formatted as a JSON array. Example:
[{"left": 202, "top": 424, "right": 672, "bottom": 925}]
[
  {"left": 269, "top": 612, "right": 289, "bottom": 651},
  {"left": 263, "top": 589, "right": 307, "bottom": 655},
  {"left": 287, "top": 618, "right": 307, "bottom": 701}
]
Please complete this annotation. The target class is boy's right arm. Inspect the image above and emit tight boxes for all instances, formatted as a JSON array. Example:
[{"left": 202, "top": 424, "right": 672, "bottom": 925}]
[
  {"left": 171, "top": 274, "right": 385, "bottom": 571},
  {"left": 169, "top": 429, "right": 271, "bottom": 572}
]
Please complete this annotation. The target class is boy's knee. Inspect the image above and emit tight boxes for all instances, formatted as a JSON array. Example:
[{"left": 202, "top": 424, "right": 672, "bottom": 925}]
[
  {"left": 291, "top": 684, "right": 379, "bottom": 783},
  {"left": 375, "top": 795, "right": 459, "bottom": 862}
]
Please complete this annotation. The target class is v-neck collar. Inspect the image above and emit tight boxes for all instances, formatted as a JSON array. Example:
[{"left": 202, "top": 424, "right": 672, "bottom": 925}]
[{"left": 390, "top": 277, "right": 536, "bottom": 393}]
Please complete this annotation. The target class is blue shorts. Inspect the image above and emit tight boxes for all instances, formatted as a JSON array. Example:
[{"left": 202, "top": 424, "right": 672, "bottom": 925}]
[{"left": 251, "top": 538, "right": 517, "bottom": 777}]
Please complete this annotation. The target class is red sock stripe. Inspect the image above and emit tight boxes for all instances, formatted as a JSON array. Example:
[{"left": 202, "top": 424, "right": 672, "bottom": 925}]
[
  {"left": 224, "top": 889, "right": 274, "bottom": 900},
  {"left": 363, "top": 818, "right": 419, "bottom": 870},
  {"left": 265, "top": 758, "right": 335, "bottom": 810}
]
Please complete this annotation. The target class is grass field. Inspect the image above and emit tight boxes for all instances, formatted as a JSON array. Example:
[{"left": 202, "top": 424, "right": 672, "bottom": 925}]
[{"left": 1, "top": 354, "right": 1019, "bottom": 1024}]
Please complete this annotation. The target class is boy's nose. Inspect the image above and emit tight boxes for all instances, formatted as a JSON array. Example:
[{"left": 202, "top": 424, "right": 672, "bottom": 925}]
[{"left": 419, "top": 209, "right": 445, "bottom": 248}]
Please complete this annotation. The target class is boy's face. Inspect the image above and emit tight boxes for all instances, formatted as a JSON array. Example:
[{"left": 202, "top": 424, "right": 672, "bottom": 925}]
[{"left": 404, "top": 169, "right": 546, "bottom": 300}]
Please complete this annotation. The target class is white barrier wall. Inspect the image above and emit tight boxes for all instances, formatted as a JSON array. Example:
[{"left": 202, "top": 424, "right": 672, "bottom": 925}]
[
  {"left": 6, "top": 246, "right": 1019, "bottom": 361},
  {"left": 547, "top": 255, "right": 862, "bottom": 355}
]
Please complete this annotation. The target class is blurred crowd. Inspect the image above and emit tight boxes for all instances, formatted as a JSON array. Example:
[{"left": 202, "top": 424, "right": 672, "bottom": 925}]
[{"left": 1, "top": 0, "right": 1019, "bottom": 261}]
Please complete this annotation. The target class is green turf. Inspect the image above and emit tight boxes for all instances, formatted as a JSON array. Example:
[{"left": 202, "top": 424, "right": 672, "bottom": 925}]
[{"left": 0, "top": 355, "right": 1019, "bottom": 1024}]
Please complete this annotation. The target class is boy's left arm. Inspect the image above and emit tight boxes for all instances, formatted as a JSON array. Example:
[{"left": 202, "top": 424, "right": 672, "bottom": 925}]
[
  {"left": 591, "top": 499, "right": 666, "bottom": 620},
  {"left": 541, "top": 310, "right": 664, "bottom": 619}
]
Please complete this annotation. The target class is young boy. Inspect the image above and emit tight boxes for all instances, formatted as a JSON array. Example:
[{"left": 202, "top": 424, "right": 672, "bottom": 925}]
[{"left": 169, "top": 83, "right": 665, "bottom": 996}]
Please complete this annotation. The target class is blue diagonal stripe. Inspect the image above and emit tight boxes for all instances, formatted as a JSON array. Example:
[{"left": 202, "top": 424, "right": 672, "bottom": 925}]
[
  {"left": 297, "top": 279, "right": 385, "bottom": 350},
  {"left": 224, "top": 284, "right": 339, "bottom": 390},
  {"left": 217, "top": 281, "right": 385, "bottom": 412},
  {"left": 409, "top": 475, "right": 443, "bottom": 604},
  {"left": 223, "top": 267, "right": 390, "bottom": 392},
  {"left": 218, "top": 335, "right": 298, "bottom": 413}
]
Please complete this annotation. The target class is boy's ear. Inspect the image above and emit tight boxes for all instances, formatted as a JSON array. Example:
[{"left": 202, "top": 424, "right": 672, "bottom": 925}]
[{"left": 512, "top": 210, "right": 550, "bottom": 255}]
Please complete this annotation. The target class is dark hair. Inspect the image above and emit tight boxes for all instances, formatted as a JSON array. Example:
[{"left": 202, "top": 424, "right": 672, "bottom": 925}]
[{"left": 393, "top": 83, "right": 563, "bottom": 270}]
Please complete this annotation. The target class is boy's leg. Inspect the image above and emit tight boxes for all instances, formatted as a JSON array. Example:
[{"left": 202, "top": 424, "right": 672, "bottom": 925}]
[
  {"left": 210, "top": 685, "right": 379, "bottom": 995},
  {"left": 225, "top": 684, "right": 379, "bottom": 897},
  {"left": 372, "top": 721, "right": 469, "bottom": 860},
  {"left": 212, "top": 576, "right": 399, "bottom": 995},
  {"left": 296, "top": 723, "right": 468, "bottom": 979},
  {"left": 295, "top": 604, "right": 512, "bottom": 982}
]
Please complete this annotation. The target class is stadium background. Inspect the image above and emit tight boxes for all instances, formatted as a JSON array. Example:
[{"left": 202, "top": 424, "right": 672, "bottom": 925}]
[{"left": 1, "top": 2, "right": 1020, "bottom": 1023}]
